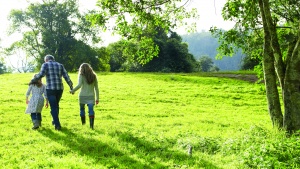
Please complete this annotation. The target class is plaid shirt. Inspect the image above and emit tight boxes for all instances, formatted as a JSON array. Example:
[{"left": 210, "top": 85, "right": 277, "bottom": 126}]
[{"left": 34, "top": 60, "right": 73, "bottom": 90}]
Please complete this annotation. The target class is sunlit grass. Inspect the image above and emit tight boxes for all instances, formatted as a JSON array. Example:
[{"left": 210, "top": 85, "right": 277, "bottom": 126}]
[{"left": 0, "top": 72, "right": 298, "bottom": 168}]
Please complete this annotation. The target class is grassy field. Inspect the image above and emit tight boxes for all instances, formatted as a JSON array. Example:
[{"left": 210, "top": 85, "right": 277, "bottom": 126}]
[{"left": 0, "top": 72, "right": 299, "bottom": 168}]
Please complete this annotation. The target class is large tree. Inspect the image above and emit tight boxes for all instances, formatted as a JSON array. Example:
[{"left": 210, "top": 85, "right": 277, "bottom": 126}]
[
  {"left": 106, "top": 39, "right": 141, "bottom": 72},
  {"left": 7, "top": 0, "right": 104, "bottom": 71},
  {"left": 89, "top": 0, "right": 198, "bottom": 65},
  {"left": 142, "top": 30, "right": 196, "bottom": 72},
  {"left": 211, "top": 0, "right": 300, "bottom": 133}
]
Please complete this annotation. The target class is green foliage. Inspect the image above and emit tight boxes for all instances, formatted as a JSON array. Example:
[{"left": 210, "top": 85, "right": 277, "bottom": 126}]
[
  {"left": 142, "top": 31, "right": 196, "bottom": 73},
  {"left": 106, "top": 40, "right": 138, "bottom": 72},
  {"left": 0, "top": 61, "right": 6, "bottom": 74},
  {"left": 196, "top": 56, "right": 216, "bottom": 72},
  {"left": 136, "top": 37, "right": 159, "bottom": 65},
  {"left": 106, "top": 37, "right": 159, "bottom": 72},
  {"left": 107, "top": 30, "right": 196, "bottom": 73},
  {"left": 106, "top": 41, "right": 124, "bottom": 72},
  {"left": 212, "top": 0, "right": 300, "bottom": 132},
  {"left": 95, "top": 47, "right": 111, "bottom": 72},
  {"left": 7, "top": 0, "right": 105, "bottom": 71},
  {"left": 209, "top": 0, "right": 264, "bottom": 74},
  {"left": 241, "top": 54, "right": 261, "bottom": 70},
  {"left": 240, "top": 126, "right": 300, "bottom": 168},
  {"left": 211, "top": 0, "right": 300, "bottom": 74},
  {"left": 89, "top": 0, "right": 198, "bottom": 64}
]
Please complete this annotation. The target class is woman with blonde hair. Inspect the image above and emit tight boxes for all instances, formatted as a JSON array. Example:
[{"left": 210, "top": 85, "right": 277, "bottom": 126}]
[{"left": 70, "top": 63, "right": 99, "bottom": 129}]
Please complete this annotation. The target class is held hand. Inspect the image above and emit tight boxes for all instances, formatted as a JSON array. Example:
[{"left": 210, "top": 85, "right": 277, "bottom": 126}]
[
  {"left": 69, "top": 90, "right": 74, "bottom": 95},
  {"left": 45, "top": 102, "right": 49, "bottom": 108},
  {"left": 96, "top": 100, "right": 99, "bottom": 105},
  {"left": 26, "top": 100, "right": 29, "bottom": 104}
]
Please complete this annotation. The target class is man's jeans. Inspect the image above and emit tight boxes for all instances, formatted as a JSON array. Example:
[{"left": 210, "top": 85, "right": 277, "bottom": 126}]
[{"left": 47, "top": 89, "right": 63, "bottom": 128}]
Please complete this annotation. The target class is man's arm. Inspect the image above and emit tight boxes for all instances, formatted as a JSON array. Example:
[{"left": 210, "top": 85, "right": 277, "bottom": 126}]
[
  {"left": 70, "top": 75, "right": 83, "bottom": 93},
  {"left": 30, "top": 64, "right": 47, "bottom": 84},
  {"left": 61, "top": 64, "right": 73, "bottom": 90}
]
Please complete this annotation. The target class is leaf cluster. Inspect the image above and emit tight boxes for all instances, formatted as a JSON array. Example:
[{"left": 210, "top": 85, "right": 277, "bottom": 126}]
[
  {"left": 89, "top": 0, "right": 198, "bottom": 64},
  {"left": 210, "top": 0, "right": 300, "bottom": 76}
]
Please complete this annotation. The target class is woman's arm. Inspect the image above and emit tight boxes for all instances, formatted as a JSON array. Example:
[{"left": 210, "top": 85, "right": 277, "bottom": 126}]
[
  {"left": 94, "top": 76, "right": 100, "bottom": 105},
  {"left": 70, "top": 74, "right": 83, "bottom": 93}
]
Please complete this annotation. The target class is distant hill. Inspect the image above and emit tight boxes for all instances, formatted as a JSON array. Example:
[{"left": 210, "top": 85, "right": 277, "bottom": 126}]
[{"left": 181, "top": 31, "right": 244, "bottom": 71}]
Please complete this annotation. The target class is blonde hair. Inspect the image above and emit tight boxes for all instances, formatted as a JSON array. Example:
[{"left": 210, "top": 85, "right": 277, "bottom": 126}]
[{"left": 79, "top": 63, "right": 96, "bottom": 84}]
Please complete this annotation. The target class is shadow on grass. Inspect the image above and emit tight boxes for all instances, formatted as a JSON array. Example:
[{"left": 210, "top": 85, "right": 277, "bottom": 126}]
[
  {"left": 39, "top": 127, "right": 219, "bottom": 168},
  {"left": 39, "top": 127, "right": 155, "bottom": 168},
  {"left": 103, "top": 130, "right": 220, "bottom": 169}
]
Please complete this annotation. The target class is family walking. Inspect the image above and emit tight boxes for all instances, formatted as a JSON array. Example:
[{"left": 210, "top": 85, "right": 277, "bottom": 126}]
[{"left": 25, "top": 55, "right": 99, "bottom": 130}]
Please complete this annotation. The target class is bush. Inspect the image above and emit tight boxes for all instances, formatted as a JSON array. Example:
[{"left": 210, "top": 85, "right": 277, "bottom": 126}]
[{"left": 238, "top": 126, "right": 300, "bottom": 168}]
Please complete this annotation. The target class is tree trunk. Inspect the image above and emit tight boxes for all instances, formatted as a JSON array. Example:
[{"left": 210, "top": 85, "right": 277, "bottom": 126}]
[
  {"left": 262, "top": 45, "right": 284, "bottom": 128},
  {"left": 258, "top": 0, "right": 283, "bottom": 128},
  {"left": 259, "top": 0, "right": 300, "bottom": 132},
  {"left": 261, "top": 0, "right": 285, "bottom": 88},
  {"left": 283, "top": 35, "right": 300, "bottom": 132}
]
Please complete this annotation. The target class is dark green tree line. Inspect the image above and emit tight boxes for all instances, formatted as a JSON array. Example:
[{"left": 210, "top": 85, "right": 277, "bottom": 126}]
[
  {"left": 106, "top": 29, "right": 196, "bottom": 73},
  {"left": 141, "top": 30, "right": 196, "bottom": 73}
]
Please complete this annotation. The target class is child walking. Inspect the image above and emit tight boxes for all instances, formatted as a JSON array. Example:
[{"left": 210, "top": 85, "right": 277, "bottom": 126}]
[
  {"left": 25, "top": 74, "right": 48, "bottom": 130},
  {"left": 70, "top": 63, "right": 99, "bottom": 129}
]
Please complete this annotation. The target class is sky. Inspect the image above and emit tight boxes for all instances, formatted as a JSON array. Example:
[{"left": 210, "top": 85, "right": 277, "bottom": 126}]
[
  {"left": 0, "top": 0, "right": 234, "bottom": 68},
  {"left": 0, "top": 0, "right": 234, "bottom": 46}
]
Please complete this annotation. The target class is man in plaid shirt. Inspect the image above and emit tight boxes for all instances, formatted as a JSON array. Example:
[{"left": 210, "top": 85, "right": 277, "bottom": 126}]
[{"left": 30, "top": 54, "right": 73, "bottom": 131}]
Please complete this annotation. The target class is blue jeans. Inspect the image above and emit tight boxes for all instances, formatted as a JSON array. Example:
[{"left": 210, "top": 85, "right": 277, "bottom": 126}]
[
  {"left": 80, "top": 103, "right": 95, "bottom": 117},
  {"left": 31, "top": 112, "right": 42, "bottom": 121},
  {"left": 47, "top": 89, "right": 63, "bottom": 128}
]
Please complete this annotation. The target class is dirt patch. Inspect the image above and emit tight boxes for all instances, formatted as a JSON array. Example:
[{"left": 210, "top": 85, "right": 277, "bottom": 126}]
[{"left": 212, "top": 74, "right": 260, "bottom": 83}]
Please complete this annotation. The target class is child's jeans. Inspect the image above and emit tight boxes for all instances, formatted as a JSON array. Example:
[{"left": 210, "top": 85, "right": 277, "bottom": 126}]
[{"left": 31, "top": 112, "right": 42, "bottom": 121}]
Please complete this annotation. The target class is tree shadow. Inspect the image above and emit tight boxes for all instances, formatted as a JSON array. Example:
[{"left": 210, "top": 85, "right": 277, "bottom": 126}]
[
  {"left": 103, "top": 130, "right": 220, "bottom": 168},
  {"left": 39, "top": 127, "right": 220, "bottom": 168},
  {"left": 38, "top": 128, "right": 157, "bottom": 168}
]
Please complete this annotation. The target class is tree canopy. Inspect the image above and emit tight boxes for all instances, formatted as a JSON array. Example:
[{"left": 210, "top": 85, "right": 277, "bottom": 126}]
[
  {"left": 7, "top": 0, "right": 107, "bottom": 71},
  {"left": 106, "top": 29, "right": 196, "bottom": 73},
  {"left": 89, "top": 0, "right": 198, "bottom": 65},
  {"left": 141, "top": 30, "right": 196, "bottom": 72}
]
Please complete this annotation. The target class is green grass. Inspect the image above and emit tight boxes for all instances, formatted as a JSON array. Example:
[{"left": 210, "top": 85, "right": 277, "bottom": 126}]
[{"left": 0, "top": 72, "right": 299, "bottom": 168}]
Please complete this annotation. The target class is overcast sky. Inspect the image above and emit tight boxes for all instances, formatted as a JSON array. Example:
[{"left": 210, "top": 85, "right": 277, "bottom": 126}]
[{"left": 0, "top": 0, "right": 234, "bottom": 48}]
